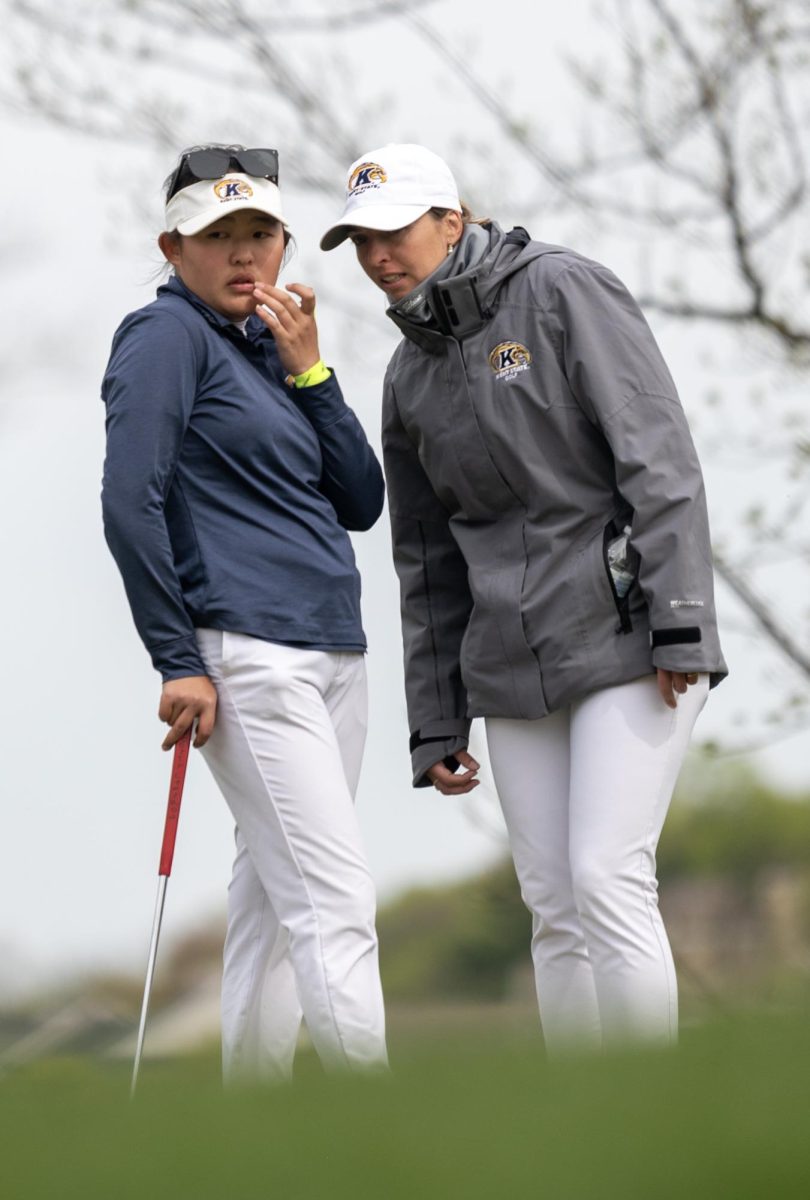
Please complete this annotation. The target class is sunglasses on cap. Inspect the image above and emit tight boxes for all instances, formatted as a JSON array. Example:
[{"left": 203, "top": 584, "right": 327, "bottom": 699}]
[{"left": 167, "top": 147, "right": 280, "bottom": 201}]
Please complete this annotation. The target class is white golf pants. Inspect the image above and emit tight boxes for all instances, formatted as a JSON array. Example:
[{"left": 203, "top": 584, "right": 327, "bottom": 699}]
[
  {"left": 486, "top": 674, "right": 709, "bottom": 1052},
  {"left": 195, "top": 630, "right": 388, "bottom": 1081}
]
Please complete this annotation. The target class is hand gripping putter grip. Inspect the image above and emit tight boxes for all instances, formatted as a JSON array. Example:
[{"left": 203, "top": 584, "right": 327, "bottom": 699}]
[{"left": 130, "top": 729, "right": 192, "bottom": 1098}]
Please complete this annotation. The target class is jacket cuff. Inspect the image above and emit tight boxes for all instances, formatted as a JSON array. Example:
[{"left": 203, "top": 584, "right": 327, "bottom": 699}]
[
  {"left": 409, "top": 719, "right": 471, "bottom": 788},
  {"left": 649, "top": 625, "right": 704, "bottom": 673},
  {"left": 289, "top": 369, "right": 347, "bottom": 427},
  {"left": 151, "top": 635, "right": 209, "bottom": 682},
  {"left": 650, "top": 624, "right": 729, "bottom": 685}
]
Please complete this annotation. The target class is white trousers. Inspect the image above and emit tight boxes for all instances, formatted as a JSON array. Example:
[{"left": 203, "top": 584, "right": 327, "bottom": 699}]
[
  {"left": 195, "top": 629, "right": 388, "bottom": 1081},
  {"left": 486, "top": 674, "right": 709, "bottom": 1052}
]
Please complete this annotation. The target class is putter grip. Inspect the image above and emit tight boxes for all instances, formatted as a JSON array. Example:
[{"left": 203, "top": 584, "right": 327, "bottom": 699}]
[{"left": 158, "top": 729, "right": 192, "bottom": 876}]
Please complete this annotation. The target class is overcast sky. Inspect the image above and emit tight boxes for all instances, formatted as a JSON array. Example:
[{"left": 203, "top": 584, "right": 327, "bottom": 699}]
[{"left": 1, "top": 0, "right": 808, "bottom": 997}]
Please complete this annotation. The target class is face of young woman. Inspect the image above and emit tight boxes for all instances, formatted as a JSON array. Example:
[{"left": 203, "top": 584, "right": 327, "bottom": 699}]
[
  {"left": 350, "top": 211, "right": 463, "bottom": 301},
  {"left": 159, "top": 209, "right": 286, "bottom": 320}
]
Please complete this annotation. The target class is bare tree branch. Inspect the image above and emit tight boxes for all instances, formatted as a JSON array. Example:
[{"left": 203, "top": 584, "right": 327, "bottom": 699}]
[
  {"left": 715, "top": 553, "right": 810, "bottom": 681},
  {"left": 706, "top": 716, "right": 810, "bottom": 758},
  {"left": 639, "top": 298, "right": 810, "bottom": 350},
  {"left": 402, "top": 8, "right": 582, "bottom": 200},
  {"left": 253, "top": 0, "right": 439, "bottom": 32}
]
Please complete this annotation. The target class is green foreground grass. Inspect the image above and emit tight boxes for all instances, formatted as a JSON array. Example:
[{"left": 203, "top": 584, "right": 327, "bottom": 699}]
[{"left": 2, "top": 1010, "right": 809, "bottom": 1199}]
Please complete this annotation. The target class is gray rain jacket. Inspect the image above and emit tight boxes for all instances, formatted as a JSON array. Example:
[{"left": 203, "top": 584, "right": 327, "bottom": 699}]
[{"left": 382, "top": 224, "right": 727, "bottom": 785}]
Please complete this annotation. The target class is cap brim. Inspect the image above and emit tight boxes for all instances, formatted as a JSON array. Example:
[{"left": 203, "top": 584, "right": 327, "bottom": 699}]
[{"left": 320, "top": 204, "right": 432, "bottom": 251}]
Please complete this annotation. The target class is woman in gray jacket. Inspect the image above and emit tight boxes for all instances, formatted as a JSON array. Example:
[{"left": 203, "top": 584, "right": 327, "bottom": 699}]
[{"left": 321, "top": 143, "right": 727, "bottom": 1051}]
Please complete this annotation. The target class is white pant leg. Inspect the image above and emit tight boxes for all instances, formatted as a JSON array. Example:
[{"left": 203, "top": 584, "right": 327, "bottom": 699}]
[
  {"left": 567, "top": 674, "right": 709, "bottom": 1045},
  {"left": 197, "top": 630, "right": 388, "bottom": 1077},
  {"left": 322, "top": 649, "right": 368, "bottom": 798},
  {"left": 485, "top": 710, "right": 602, "bottom": 1052},
  {"left": 221, "top": 830, "right": 302, "bottom": 1082}
]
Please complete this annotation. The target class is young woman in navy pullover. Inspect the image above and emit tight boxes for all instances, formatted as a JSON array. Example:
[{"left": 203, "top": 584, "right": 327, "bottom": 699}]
[{"left": 102, "top": 145, "right": 388, "bottom": 1080}]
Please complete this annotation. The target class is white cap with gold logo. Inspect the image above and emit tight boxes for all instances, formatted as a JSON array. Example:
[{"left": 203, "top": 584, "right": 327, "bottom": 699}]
[
  {"left": 320, "top": 144, "right": 461, "bottom": 251},
  {"left": 165, "top": 173, "right": 287, "bottom": 235}
]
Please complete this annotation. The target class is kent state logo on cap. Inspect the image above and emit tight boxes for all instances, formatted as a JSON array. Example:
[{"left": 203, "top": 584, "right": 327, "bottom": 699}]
[
  {"left": 164, "top": 173, "right": 286, "bottom": 236},
  {"left": 348, "top": 162, "right": 388, "bottom": 194},
  {"left": 320, "top": 143, "right": 461, "bottom": 251},
  {"left": 489, "top": 341, "right": 533, "bottom": 383},
  {"left": 214, "top": 178, "right": 254, "bottom": 201}
]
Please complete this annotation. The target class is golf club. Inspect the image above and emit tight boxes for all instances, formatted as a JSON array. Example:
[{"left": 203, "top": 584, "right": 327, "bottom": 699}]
[{"left": 130, "top": 728, "right": 192, "bottom": 1098}]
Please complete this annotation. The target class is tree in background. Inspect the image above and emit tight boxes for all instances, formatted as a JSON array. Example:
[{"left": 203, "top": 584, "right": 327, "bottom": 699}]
[{"left": 4, "top": 0, "right": 809, "bottom": 751}]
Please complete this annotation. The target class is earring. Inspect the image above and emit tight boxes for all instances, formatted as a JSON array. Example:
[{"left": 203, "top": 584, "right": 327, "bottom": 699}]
[{"left": 447, "top": 244, "right": 455, "bottom": 256}]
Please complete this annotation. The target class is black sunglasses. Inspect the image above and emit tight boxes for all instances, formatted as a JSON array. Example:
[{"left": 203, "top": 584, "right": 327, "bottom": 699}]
[{"left": 167, "top": 147, "right": 279, "bottom": 201}]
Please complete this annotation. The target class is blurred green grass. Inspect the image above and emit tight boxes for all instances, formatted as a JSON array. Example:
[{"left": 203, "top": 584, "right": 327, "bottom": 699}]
[{"left": 2, "top": 1011, "right": 809, "bottom": 1199}]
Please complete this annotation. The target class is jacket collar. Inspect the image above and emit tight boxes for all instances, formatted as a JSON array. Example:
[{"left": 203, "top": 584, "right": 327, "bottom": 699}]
[
  {"left": 157, "top": 274, "right": 268, "bottom": 343},
  {"left": 387, "top": 224, "right": 566, "bottom": 354}
]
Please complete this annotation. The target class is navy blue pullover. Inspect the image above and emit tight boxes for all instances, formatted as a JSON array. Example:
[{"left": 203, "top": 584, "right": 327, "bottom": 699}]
[{"left": 101, "top": 275, "right": 384, "bottom": 681}]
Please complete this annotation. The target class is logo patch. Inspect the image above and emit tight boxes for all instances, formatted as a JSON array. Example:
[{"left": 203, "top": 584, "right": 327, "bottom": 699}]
[
  {"left": 214, "top": 178, "right": 254, "bottom": 201},
  {"left": 349, "top": 162, "right": 387, "bottom": 194},
  {"left": 488, "top": 341, "right": 532, "bottom": 382}
]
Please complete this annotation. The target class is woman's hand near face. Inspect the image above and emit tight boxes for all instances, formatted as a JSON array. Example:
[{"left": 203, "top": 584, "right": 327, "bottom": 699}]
[
  {"left": 159, "top": 676, "right": 218, "bottom": 751},
  {"left": 253, "top": 282, "right": 321, "bottom": 377},
  {"left": 426, "top": 750, "right": 481, "bottom": 795},
  {"left": 656, "top": 668, "right": 701, "bottom": 709}
]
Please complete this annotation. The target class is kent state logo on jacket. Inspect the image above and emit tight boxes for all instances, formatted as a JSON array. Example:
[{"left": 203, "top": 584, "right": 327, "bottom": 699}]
[
  {"left": 214, "top": 179, "right": 254, "bottom": 201},
  {"left": 349, "top": 162, "right": 388, "bottom": 194},
  {"left": 489, "top": 341, "right": 532, "bottom": 383}
]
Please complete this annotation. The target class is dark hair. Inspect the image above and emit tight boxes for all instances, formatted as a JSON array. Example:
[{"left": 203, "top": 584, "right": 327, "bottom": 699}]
[{"left": 162, "top": 142, "right": 294, "bottom": 257}]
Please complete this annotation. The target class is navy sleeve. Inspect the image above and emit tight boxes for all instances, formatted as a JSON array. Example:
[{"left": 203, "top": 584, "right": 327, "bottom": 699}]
[
  {"left": 290, "top": 373, "right": 385, "bottom": 531},
  {"left": 101, "top": 309, "right": 208, "bottom": 680}
]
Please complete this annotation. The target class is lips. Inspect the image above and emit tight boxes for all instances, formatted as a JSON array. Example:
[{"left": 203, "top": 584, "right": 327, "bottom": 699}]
[{"left": 227, "top": 274, "right": 256, "bottom": 292}]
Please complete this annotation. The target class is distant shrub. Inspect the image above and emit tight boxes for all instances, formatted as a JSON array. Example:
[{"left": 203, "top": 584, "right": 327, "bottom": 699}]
[
  {"left": 661, "top": 756, "right": 810, "bottom": 884},
  {"left": 377, "top": 861, "right": 528, "bottom": 1001}
]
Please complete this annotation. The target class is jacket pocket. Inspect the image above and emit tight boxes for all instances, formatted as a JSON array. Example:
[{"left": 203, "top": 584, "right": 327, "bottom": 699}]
[
  {"left": 602, "top": 520, "right": 639, "bottom": 634},
  {"left": 574, "top": 520, "right": 638, "bottom": 642}
]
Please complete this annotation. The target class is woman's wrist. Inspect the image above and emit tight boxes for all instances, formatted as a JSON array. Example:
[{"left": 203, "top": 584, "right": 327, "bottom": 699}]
[{"left": 290, "top": 359, "right": 331, "bottom": 388}]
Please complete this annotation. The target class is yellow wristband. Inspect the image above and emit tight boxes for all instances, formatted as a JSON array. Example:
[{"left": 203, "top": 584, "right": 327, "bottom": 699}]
[{"left": 292, "top": 360, "right": 331, "bottom": 388}]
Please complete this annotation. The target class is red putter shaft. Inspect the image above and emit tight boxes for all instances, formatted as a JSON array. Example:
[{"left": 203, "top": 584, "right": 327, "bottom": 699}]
[{"left": 158, "top": 729, "right": 192, "bottom": 876}]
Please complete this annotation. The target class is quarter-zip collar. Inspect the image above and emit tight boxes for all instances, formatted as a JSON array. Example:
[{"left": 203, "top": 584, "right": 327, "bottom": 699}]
[{"left": 157, "top": 273, "right": 269, "bottom": 343}]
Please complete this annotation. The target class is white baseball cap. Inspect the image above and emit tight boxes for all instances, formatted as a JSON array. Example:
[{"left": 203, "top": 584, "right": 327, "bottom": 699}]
[
  {"left": 164, "top": 173, "right": 287, "bottom": 236},
  {"left": 320, "top": 144, "right": 461, "bottom": 251}
]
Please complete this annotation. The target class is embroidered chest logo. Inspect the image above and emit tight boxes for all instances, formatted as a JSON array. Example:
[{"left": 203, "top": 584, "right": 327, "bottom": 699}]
[
  {"left": 488, "top": 341, "right": 532, "bottom": 382},
  {"left": 214, "top": 178, "right": 253, "bottom": 201},
  {"left": 348, "top": 162, "right": 387, "bottom": 194}
]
